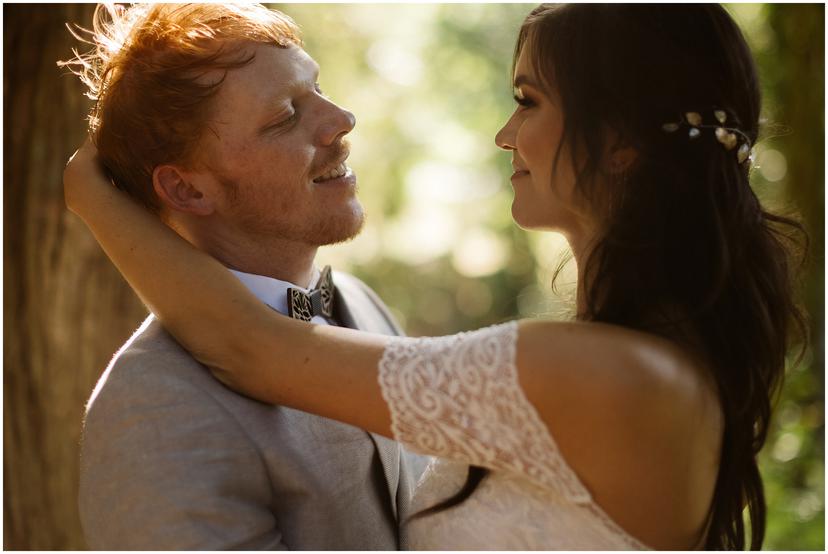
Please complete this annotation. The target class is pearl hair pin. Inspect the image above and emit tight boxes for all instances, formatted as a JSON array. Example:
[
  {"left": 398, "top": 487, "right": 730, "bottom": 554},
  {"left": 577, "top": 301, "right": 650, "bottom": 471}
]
[{"left": 661, "top": 110, "right": 753, "bottom": 164}]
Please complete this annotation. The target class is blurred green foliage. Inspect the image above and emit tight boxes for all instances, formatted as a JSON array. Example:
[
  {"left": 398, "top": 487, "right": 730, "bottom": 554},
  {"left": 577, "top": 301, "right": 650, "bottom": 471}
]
[
  {"left": 728, "top": 4, "right": 825, "bottom": 550},
  {"left": 276, "top": 4, "right": 824, "bottom": 549}
]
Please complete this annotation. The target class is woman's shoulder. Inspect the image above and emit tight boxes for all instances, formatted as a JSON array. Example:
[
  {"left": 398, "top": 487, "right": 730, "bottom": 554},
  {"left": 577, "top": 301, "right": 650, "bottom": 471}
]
[
  {"left": 514, "top": 318, "right": 722, "bottom": 548},
  {"left": 515, "top": 318, "right": 716, "bottom": 418},
  {"left": 514, "top": 318, "right": 722, "bottom": 454}
]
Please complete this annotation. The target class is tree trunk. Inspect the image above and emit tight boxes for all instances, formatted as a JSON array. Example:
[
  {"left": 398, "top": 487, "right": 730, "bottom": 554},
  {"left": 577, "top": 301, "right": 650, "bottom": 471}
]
[{"left": 4, "top": 5, "right": 147, "bottom": 549}]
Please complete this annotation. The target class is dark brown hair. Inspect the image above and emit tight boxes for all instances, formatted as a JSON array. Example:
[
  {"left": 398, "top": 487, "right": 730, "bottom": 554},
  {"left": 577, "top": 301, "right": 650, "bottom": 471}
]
[{"left": 416, "top": 5, "right": 808, "bottom": 550}]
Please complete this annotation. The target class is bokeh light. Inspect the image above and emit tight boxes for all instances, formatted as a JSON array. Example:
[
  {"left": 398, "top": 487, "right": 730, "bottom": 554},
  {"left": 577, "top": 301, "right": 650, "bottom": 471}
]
[{"left": 277, "top": 4, "right": 823, "bottom": 549}]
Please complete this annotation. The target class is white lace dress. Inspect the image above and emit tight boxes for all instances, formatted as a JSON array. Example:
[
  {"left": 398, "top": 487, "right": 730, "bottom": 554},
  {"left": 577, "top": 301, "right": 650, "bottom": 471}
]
[{"left": 378, "top": 321, "right": 650, "bottom": 550}]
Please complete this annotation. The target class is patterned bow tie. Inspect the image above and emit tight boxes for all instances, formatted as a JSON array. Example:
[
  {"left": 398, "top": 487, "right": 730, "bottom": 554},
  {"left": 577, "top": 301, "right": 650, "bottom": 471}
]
[{"left": 287, "top": 265, "right": 335, "bottom": 322}]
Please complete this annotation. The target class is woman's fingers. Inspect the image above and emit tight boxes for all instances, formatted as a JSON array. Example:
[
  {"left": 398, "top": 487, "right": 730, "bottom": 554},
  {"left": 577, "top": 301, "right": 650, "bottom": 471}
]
[
  {"left": 63, "top": 136, "right": 110, "bottom": 213},
  {"left": 65, "top": 136, "right": 97, "bottom": 169}
]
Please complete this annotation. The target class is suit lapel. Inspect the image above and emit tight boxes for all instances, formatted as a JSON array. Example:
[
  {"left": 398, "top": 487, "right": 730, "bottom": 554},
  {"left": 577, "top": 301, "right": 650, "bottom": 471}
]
[
  {"left": 332, "top": 285, "right": 359, "bottom": 330},
  {"left": 367, "top": 433, "right": 401, "bottom": 521},
  {"left": 332, "top": 279, "right": 402, "bottom": 524}
]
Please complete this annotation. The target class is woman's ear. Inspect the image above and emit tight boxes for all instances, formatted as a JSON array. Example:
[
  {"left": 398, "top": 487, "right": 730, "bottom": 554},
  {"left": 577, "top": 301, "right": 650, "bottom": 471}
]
[
  {"left": 152, "top": 165, "right": 215, "bottom": 216},
  {"left": 604, "top": 127, "right": 639, "bottom": 174},
  {"left": 609, "top": 145, "right": 638, "bottom": 174}
]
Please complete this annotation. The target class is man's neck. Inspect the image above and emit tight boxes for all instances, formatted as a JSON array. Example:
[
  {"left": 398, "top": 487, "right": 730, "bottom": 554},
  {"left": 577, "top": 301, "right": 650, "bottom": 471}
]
[
  {"left": 220, "top": 243, "right": 318, "bottom": 287},
  {"left": 180, "top": 224, "right": 318, "bottom": 287}
]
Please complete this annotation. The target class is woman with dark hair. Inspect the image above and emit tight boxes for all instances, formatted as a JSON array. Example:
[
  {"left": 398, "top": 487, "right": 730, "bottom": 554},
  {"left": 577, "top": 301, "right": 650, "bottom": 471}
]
[{"left": 65, "top": 4, "right": 805, "bottom": 550}]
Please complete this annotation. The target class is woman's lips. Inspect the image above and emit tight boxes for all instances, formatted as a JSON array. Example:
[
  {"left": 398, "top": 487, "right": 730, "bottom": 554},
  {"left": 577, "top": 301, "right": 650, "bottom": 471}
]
[{"left": 511, "top": 170, "right": 530, "bottom": 180}]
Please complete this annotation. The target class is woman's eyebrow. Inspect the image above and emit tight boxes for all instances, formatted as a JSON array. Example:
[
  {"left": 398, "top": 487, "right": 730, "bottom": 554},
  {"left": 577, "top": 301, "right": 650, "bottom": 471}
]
[{"left": 513, "top": 74, "right": 539, "bottom": 89}]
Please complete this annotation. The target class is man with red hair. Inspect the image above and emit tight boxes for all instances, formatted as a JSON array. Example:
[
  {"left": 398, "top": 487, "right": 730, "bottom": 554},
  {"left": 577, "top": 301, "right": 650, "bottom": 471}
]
[{"left": 64, "top": 4, "right": 420, "bottom": 549}]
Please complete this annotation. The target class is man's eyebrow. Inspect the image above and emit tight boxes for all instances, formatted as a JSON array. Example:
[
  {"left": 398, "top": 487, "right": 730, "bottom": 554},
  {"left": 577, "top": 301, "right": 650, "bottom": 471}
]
[
  {"left": 260, "top": 68, "right": 321, "bottom": 110},
  {"left": 257, "top": 60, "right": 323, "bottom": 117},
  {"left": 280, "top": 63, "right": 322, "bottom": 95}
]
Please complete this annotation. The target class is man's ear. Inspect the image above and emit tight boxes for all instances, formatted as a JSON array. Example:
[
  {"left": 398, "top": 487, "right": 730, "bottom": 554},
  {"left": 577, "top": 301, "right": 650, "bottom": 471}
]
[{"left": 152, "top": 165, "right": 215, "bottom": 216}]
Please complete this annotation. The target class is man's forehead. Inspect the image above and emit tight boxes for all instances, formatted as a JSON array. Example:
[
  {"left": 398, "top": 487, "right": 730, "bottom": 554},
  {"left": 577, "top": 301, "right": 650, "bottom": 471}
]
[
  {"left": 292, "top": 47, "right": 320, "bottom": 82},
  {"left": 239, "top": 43, "right": 318, "bottom": 89},
  {"left": 210, "top": 43, "right": 318, "bottom": 105},
  {"left": 265, "top": 42, "right": 317, "bottom": 70},
  {"left": 204, "top": 44, "right": 320, "bottom": 133}
]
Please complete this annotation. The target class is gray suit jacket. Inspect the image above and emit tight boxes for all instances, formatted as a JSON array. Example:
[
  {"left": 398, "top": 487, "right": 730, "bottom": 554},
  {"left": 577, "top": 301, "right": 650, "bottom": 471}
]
[{"left": 79, "top": 272, "right": 420, "bottom": 550}]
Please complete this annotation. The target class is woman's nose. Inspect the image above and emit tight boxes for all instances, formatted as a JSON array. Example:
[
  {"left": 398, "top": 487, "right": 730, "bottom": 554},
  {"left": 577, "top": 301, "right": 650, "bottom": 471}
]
[{"left": 495, "top": 115, "right": 517, "bottom": 151}]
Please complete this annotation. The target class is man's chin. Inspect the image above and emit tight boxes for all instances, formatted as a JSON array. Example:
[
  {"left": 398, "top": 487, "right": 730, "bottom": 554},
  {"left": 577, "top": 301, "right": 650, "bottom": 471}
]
[{"left": 311, "top": 212, "right": 366, "bottom": 247}]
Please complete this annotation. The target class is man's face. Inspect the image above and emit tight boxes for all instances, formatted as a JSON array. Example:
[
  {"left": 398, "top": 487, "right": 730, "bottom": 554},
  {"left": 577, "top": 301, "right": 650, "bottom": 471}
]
[{"left": 193, "top": 43, "right": 363, "bottom": 246}]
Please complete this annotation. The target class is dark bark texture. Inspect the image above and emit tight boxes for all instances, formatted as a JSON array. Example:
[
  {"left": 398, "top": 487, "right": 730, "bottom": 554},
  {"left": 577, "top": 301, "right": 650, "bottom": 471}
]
[{"left": 4, "top": 4, "right": 147, "bottom": 549}]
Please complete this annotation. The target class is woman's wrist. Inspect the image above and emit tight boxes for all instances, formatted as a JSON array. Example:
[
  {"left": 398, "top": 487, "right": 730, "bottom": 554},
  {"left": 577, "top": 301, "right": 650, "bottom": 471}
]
[{"left": 63, "top": 137, "right": 115, "bottom": 216}]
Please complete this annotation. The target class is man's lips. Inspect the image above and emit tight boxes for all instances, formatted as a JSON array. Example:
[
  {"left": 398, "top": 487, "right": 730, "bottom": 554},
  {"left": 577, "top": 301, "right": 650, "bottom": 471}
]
[
  {"left": 313, "top": 152, "right": 350, "bottom": 182},
  {"left": 314, "top": 167, "right": 356, "bottom": 188},
  {"left": 313, "top": 161, "right": 350, "bottom": 183}
]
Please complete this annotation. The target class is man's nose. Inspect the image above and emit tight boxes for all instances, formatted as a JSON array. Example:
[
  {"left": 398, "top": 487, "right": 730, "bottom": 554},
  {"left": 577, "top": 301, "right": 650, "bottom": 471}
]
[{"left": 318, "top": 101, "right": 356, "bottom": 146}]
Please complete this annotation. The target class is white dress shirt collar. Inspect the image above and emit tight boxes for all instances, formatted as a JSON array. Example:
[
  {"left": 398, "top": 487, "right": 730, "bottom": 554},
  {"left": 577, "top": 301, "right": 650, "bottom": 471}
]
[{"left": 229, "top": 266, "right": 322, "bottom": 316}]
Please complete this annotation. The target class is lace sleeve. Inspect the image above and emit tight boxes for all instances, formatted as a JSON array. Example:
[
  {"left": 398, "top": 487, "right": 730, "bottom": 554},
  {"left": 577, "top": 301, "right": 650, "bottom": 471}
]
[{"left": 378, "top": 321, "right": 592, "bottom": 503}]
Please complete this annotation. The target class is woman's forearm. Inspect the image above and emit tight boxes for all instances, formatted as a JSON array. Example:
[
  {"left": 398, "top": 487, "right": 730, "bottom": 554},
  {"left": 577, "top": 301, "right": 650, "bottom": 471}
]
[
  {"left": 73, "top": 178, "right": 395, "bottom": 435},
  {"left": 64, "top": 141, "right": 271, "bottom": 370},
  {"left": 64, "top": 141, "right": 394, "bottom": 436},
  {"left": 245, "top": 320, "right": 394, "bottom": 436}
]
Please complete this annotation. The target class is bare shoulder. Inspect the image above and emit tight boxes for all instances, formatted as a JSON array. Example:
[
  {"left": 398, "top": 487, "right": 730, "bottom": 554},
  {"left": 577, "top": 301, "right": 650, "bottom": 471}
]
[
  {"left": 514, "top": 319, "right": 722, "bottom": 548},
  {"left": 515, "top": 318, "right": 715, "bottom": 424}
]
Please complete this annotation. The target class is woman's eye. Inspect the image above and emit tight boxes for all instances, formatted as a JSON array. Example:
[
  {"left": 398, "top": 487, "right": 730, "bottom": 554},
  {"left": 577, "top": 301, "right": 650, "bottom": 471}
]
[{"left": 514, "top": 95, "right": 535, "bottom": 108}]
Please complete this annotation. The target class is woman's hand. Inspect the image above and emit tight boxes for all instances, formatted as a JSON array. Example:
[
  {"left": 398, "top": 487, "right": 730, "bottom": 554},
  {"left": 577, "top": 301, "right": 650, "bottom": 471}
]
[
  {"left": 63, "top": 137, "right": 112, "bottom": 217},
  {"left": 59, "top": 133, "right": 284, "bottom": 391}
]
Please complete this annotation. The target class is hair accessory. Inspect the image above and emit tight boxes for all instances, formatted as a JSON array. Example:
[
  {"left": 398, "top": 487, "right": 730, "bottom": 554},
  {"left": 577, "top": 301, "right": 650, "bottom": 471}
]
[{"left": 661, "top": 110, "right": 754, "bottom": 165}]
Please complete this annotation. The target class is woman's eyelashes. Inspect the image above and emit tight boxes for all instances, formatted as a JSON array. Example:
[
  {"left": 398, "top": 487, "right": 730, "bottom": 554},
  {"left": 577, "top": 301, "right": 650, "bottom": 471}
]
[{"left": 514, "top": 93, "right": 536, "bottom": 108}]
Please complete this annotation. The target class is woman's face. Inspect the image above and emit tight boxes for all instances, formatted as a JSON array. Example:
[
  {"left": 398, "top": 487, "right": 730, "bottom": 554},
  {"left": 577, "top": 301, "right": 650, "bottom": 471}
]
[{"left": 495, "top": 45, "right": 593, "bottom": 238}]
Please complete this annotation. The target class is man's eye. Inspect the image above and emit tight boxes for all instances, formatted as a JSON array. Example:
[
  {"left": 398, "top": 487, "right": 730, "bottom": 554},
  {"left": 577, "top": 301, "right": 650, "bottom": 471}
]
[
  {"left": 266, "top": 112, "right": 297, "bottom": 131},
  {"left": 315, "top": 83, "right": 326, "bottom": 96}
]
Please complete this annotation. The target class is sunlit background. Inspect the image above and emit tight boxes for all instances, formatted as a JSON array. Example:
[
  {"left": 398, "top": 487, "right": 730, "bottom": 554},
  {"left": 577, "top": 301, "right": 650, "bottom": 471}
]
[
  {"left": 277, "top": 3, "right": 824, "bottom": 549},
  {"left": 2, "top": 3, "right": 822, "bottom": 550}
]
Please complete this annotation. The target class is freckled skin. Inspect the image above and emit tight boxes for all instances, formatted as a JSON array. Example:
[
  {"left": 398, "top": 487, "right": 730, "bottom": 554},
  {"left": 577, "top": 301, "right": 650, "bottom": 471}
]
[{"left": 191, "top": 43, "right": 364, "bottom": 246}]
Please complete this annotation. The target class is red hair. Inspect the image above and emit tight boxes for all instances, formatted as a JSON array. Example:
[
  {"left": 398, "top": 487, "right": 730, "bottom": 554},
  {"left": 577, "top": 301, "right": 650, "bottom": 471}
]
[{"left": 59, "top": 3, "right": 302, "bottom": 211}]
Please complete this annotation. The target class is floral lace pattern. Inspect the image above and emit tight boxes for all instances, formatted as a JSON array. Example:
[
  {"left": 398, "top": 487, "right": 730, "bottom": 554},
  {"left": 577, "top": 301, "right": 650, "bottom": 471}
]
[
  {"left": 406, "top": 458, "right": 648, "bottom": 550},
  {"left": 378, "top": 321, "right": 649, "bottom": 550}
]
